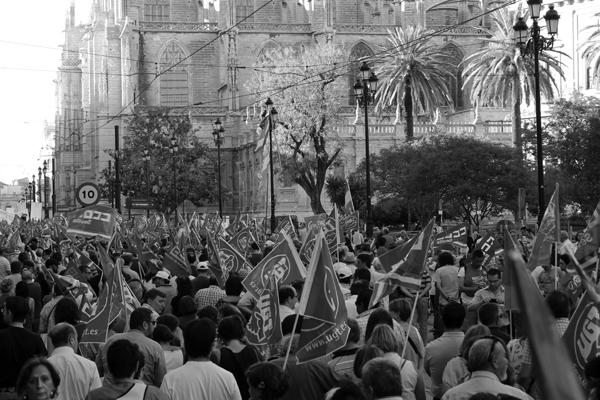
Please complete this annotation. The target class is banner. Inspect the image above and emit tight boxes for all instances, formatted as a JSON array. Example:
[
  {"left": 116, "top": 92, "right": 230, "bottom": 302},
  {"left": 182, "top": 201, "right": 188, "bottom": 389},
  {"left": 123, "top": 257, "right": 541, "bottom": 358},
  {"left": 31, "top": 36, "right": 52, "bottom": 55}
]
[
  {"left": 370, "top": 219, "right": 435, "bottom": 308},
  {"left": 229, "top": 226, "right": 258, "bottom": 255},
  {"left": 217, "top": 237, "right": 253, "bottom": 280},
  {"left": 474, "top": 233, "right": 503, "bottom": 268},
  {"left": 246, "top": 274, "right": 283, "bottom": 347},
  {"left": 528, "top": 184, "right": 560, "bottom": 270},
  {"left": 299, "top": 225, "right": 319, "bottom": 266},
  {"left": 434, "top": 223, "right": 468, "bottom": 249},
  {"left": 242, "top": 233, "right": 307, "bottom": 299},
  {"left": 341, "top": 211, "right": 360, "bottom": 234},
  {"left": 573, "top": 199, "right": 600, "bottom": 266},
  {"left": 563, "top": 293, "right": 600, "bottom": 376},
  {"left": 206, "top": 232, "right": 225, "bottom": 286},
  {"left": 296, "top": 231, "right": 349, "bottom": 364},
  {"left": 505, "top": 250, "right": 585, "bottom": 400},
  {"left": 163, "top": 246, "right": 192, "bottom": 278},
  {"left": 66, "top": 205, "right": 118, "bottom": 240}
]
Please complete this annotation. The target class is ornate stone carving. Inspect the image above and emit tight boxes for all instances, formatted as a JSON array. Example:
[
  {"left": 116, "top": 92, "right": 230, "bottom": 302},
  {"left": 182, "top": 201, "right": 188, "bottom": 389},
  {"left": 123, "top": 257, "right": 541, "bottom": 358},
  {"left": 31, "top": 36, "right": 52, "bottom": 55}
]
[
  {"left": 139, "top": 22, "right": 218, "bottom": 32},
  {"left": 237, "top": 23, "right": 312, "bottom": 32}
]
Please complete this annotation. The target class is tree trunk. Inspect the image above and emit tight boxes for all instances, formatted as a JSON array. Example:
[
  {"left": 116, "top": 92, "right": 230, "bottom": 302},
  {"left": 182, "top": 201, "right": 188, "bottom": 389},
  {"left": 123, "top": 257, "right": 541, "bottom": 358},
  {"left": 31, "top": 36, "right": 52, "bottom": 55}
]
[
  {"left": 404, "top": 75, "right": 414, "bottom": 141},
  {"left": 512, "top": 78, "right": 523, "bottom": 154}
]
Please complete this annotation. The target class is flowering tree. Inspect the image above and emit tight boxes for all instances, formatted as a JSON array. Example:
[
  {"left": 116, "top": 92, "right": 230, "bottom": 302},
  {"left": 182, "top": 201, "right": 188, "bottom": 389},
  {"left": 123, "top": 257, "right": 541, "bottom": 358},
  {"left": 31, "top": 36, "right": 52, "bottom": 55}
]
[{"left": 246, "top": 42, "right": 347, "bottom": 214}]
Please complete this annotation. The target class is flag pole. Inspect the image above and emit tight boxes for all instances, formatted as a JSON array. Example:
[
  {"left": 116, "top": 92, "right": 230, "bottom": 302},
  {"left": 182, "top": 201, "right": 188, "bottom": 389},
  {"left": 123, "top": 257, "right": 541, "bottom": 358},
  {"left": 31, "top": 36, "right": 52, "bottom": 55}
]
[
  {"left": 554, "top": 244, "right": 559, "bottom": 291},
  {"left": 400, "top": 291, "right": 420, "bottom": 361},
  {"left": 595, "top": 253, "right": 600, "bottom": 285},
  {"left": 282, "top": 312, "right": 300, "bottom": 371}
]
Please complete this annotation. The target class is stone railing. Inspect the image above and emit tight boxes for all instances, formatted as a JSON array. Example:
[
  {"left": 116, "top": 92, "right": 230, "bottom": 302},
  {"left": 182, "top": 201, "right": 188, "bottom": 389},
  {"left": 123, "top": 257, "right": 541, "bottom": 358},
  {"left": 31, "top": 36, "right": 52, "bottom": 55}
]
[
  {"left": 332, "top": 24, "right": 397, "bottom": 34},
  {"left": 237, "top": 23, "right": 312, "bottom": 33},
  {"left": 427, "top": 25, "right": 489, "bottom": 36},
  {"left": 139, "top": 21, "right": 218, "bottom": 32}
]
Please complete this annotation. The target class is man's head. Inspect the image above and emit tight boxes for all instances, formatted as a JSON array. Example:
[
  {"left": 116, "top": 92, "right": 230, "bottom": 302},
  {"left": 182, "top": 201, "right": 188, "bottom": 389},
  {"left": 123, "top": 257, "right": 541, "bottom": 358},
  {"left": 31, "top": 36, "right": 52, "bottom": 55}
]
[
  {"left": 225, "top": 274, "right": 244, "bottom": 297},
  {"left": 356, "top": 253, "right": 373, "bottom": 269},
  {"left": 486, "top": 268, "right": 502, "bottom": 292},
  {"left": 437, "top": 251, "right": 455, "bottom": 267},
  {"left": 441, "top": 301, "right": 466, "bottom": 330},
  {"left": 470, "top": 250, "right": 485, "bottom": 269},
  {"left": 78, "top": 265, "right": 92, "bottom": 282},
  {"left": 361, "top": 358, "right": 404, "bottom": 399},
  {"left": 129, "top": 307, "right": 156, "bottom": 336},
  {"left": 107, "top": 339, "right": 144, "bottom": 380},
  {"left": 468, "top": 337, "right": 509, "bottom": 381},
  {"left": 143, "top": 289, "right": 167, "bottom": 315},
  {"left": 152, "top": 271, "right": 171, "bottom": 287},
  {"left": 4, "top": 296, "right": 29, "bottom": 324},
  {"left": 186, "top": 248, "right": 197, "bottom": 263},
  {"left": 278, "top": 285, "right": 297, "bottom": 310},
  {"left": 477, "top": 303, "right": 501, "bottom": 327},
  {"left": 122, "top": 253, "right": 133, "bottom": 266},
  {"left": 184, "top": 318, "right": 217, "bottom": 359},
  {"left": 48, "top": 323, "right": 78, "bottom": 351},
  {"left": 10, "top": 261, "right": 22, "bottom": 275},
  {"left": 545, "top": 290, "right": 570, "bottom": 319}
]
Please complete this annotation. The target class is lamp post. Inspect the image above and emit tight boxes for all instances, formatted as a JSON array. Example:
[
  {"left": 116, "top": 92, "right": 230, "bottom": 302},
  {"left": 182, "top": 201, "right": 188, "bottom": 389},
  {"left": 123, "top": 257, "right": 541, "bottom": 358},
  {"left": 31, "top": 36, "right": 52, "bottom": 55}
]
[
  {"left": 353, "top": 62, "right": 379, "bottom": 238},
  {"left": 31, "top": 175, "right": 36, "bottom": 205},
  {"left": 212, "top": 118, "right": 224, "bottom": 219},
  {"left": 25, "top": 186, "right": 31, "bottom": 220},
  {"left": 51, "top": 158, "right": 56, "bottom": 217},
  {"left": 43, "top": 160, "right": 49, "bottom": 219},
  {"left": 38, "top": 167, "right": 42, "bottom": 204},
  {"left": 169, "top": 135, "right": 179, "bottom": 215},
  {"left": 513, "top": 0, "right": 560, "bottom": 226},
  {"left": 265, "top": 98, "right": 278, "bottom": 234},
  {"left": 142, "top": 149, "right": 151, "bottom": 218}
]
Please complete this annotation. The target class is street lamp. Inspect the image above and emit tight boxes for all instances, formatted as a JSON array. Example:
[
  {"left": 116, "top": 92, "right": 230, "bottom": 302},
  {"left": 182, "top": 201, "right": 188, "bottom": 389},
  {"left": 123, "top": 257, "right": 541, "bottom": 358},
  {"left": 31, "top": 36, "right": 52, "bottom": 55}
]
[
  {"left": 353, "top": 61, "right": 379, "bottom": 238},
  {"left": 265, "top": 98, "right": 278, "bottom": 233},
  {"left": 38, "top": 167, "right": 42, "bottom": 204},
  {"left": 31, "top": 175, "right": 36, "bottom": 204},
  {"left": 169, "top": 135, "right": 179, "bottom": 215},
  {"left": 142, "top": 149, "right": 151, "bottom": 218},
  {"left": 212, "top": 118, "right": 224, "bottom": 219},
  {"left": 43, "top": 160, "right": 48, "bottom": 219},
  {"left": 25, "top": 185, "right": 31, "bottom": 220},
  {"left": 513, "top": 1, "right": 560, "bottom": 226}
]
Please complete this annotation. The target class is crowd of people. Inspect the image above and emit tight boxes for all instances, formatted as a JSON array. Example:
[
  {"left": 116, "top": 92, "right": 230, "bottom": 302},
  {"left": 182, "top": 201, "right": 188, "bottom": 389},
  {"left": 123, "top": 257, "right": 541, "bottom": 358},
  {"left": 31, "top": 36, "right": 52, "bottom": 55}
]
[{"left": 0, "top": 218, "right": 597, "bottom": 400}]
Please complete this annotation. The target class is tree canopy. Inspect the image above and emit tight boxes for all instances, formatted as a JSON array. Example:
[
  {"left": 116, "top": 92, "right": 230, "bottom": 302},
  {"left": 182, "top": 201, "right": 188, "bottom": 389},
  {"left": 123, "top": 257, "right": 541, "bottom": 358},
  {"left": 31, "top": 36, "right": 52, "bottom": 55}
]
[
  {"left": 365, "top": 135, "right": 532, "bottom": 226},
  {"left": 101, "top": 107, "right": 216, "bottom": 215}
]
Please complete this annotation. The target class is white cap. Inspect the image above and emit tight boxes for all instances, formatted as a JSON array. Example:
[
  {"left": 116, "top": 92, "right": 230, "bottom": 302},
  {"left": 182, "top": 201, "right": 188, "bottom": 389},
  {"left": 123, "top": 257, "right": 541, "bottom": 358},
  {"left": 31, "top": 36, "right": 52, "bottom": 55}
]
[{"left": 154, "top": 270, "right": 170, "bottom": 281}]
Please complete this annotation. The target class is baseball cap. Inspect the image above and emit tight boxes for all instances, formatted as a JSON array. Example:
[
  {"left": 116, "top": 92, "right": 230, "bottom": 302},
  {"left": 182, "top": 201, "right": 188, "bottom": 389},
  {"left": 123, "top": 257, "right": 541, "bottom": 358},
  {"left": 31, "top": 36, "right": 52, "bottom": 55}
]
[
  {"left": 154, "top": 270, "right": 170, "bottom": 281},
  {"left": 197, "top": 261, "right": 209, "bottom": 271},
  {"left": 337, "top": 265, "right": 353, "bottom": 280}
]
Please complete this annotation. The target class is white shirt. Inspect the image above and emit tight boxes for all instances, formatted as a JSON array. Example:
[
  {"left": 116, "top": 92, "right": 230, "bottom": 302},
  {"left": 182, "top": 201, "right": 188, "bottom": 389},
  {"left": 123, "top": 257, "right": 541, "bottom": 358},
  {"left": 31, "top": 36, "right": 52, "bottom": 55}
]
[
  {"left": 279, "top": 304, "right": 296, "bottom": 322},
  {"left": 164, "top": 349, "right": 184, "bottom": 372},
  {"left": 442, "top": 370, "right": 533, "bottom": 400},
  {"left": 160, "top": 360, "right": 242, "bottom": 400},
  {"left": 48, "top": 346, "right": 102, "bottom": 400}
]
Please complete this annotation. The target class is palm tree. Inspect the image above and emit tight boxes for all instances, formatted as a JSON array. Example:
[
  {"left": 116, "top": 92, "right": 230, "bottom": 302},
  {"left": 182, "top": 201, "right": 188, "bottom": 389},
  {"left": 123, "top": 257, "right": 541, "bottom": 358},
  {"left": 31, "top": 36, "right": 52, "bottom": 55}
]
[
  {"left": 462, "top": 8, "right": 565, "bottom": 151},
  {"left": 374, "top": 26, "right": 456, "bottom": 141},
  {"left": 580, "top": 24, "right": 600, "bottom": 86}
]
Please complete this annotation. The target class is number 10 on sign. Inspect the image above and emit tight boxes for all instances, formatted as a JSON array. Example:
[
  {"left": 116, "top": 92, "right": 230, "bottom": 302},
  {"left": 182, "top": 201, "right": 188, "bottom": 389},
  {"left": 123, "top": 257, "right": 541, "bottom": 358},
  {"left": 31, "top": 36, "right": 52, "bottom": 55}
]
[{"left": 76, "top": 183, "right": 101, "bottom": 207}]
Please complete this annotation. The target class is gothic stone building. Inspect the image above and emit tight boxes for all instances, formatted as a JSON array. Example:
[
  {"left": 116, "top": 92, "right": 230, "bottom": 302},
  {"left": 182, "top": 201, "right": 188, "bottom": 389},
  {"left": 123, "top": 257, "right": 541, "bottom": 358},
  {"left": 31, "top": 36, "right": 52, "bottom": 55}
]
[{"left": 54, "top": 0, "right": 511, "bottom": 217}]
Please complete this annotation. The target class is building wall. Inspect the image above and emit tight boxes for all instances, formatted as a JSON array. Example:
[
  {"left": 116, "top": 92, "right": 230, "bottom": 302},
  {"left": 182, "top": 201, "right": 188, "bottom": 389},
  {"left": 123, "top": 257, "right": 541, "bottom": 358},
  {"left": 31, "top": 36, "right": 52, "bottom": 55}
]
[{"left": 54, "top": 0, "right": 514, "bottom": 217}]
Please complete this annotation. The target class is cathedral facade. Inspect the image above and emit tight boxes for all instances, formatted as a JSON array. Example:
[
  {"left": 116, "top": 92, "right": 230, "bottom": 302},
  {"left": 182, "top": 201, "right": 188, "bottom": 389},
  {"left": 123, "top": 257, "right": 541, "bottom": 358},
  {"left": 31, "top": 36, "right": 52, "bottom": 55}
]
[{"left": 54, "top": 0, "right": 511, "bottom": 217}]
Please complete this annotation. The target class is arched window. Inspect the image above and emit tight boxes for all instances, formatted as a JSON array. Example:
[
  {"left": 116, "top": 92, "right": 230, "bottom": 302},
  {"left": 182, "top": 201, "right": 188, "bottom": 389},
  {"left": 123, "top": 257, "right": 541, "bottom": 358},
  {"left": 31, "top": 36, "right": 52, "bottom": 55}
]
[
  {"left": 144, "top": 0, "right": 170, "bottom": 22},
  {"left": 160, "top": 42, "right": 189, "bottom": 107},
  {"left": 442, "top": 44, "right": 465, "bottom": 110},
  {"left": 348, "top": 42, "right": 374, "bottom": 105}
]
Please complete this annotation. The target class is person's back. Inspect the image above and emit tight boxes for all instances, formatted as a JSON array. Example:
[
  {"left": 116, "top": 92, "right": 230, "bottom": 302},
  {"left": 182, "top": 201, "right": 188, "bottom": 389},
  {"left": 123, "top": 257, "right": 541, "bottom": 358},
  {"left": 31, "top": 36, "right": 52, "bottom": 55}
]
[
  {"left": 425, "top": 302, "right": 466, "bottom": 400},
  {"left": 96, "top": 308, "right": 166, "bottom": 387},
  {"left": 48, "top": 323, "right": 101, "bottom": 400},
  {"left": 160, "top": 319, "right": 241, "bottom": 400},
  {"left": 0, "top": 296, "right": 47, "bottom": 390}
]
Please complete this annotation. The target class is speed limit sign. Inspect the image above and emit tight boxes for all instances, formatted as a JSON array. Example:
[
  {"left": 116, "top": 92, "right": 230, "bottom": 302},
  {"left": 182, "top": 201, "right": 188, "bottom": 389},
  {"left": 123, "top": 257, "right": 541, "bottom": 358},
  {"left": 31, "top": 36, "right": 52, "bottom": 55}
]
[{"left": 76, "top": 182, "right": 101, "bottom": 207}]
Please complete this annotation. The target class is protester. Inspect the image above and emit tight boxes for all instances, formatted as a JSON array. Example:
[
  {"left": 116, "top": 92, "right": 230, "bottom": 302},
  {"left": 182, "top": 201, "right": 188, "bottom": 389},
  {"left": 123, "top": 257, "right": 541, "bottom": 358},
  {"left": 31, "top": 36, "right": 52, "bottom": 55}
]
[
  {"left": 87, "top": 339, "right": 168, "bottom": 400},
  {"left": 96, "top": 307, "right": 166, "bottom": 387},
  {"left": 367, "top": 324, "right": 423, "bottom": 400},
  {"left": 160, "top": 318, "right": 242, "bottom": 400},
  {"left": 175, "top": 295, "right": 197, "bottom": 330},
  {"left": 194, "top": 276, "right": 226, "bottom": 309},
  {"left": 277, "top": 285, "right": 297, "bottom": 322},
  {"left": 270, "top": 334, "right": 340, "bottom": 400},
  {"left": 217, "top": 273, "right": 245, "bottom": 308},
  {"left": 477, "top": 303, "right": 510, "bottom": 344},
  {"left": 170, "top": 277, "right": 193, "bottom": 316},
  {"left": 441, "top": 337, "right": 533, "bottom": 400},
  {"left": 21, "top": 265, "right": 42, "bottom": 331},
  {"left": 434, "top": 251, "right": 459, "bottom": 338},
  {"left": 48, "top": 322, "right": 101, "bottom": 400},
  {"left": 389, "top": 298, "right": 425, "bottom": 371},
  {"left": 153, "top": 271, "right": 177, "bottom": 314},
  {"left": 442, "top": 324, "right": 491, "bottom": 394},
  {"left": 245, "top": 362, "right": 289, "bottom": 400},
  {"left": 213, "top": 316, "right": 263, "bottom": 400},
  {"left": 353, "top": 345, "right": 385, "bottom": 380},
  {"left": 425, "top": 301, "right": 466, "bottom": 400},
  {"left": 15, "top": 357, "right": 60, "bottom": 400},
  {"left": 328, "top": 319, "right": 361, "bottom": 381},
  {"left": 143, "top": 287, "right": 168, "bottom": 318},
  {"left": 361, "top": 357, "right": 405, "bottom": 400},
  {"left": 0, "top": 296, "right": 47, "bottom": 393},
  {"left": 153, "top": 324, "right": 184, "bottom": 372}
]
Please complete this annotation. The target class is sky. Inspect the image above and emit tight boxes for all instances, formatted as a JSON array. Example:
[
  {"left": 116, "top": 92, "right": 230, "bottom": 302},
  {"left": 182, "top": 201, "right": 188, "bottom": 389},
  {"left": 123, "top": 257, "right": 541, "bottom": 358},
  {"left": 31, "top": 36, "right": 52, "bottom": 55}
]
[{"left": 0, "top": 1, "right": 90, "bottom": 185}]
